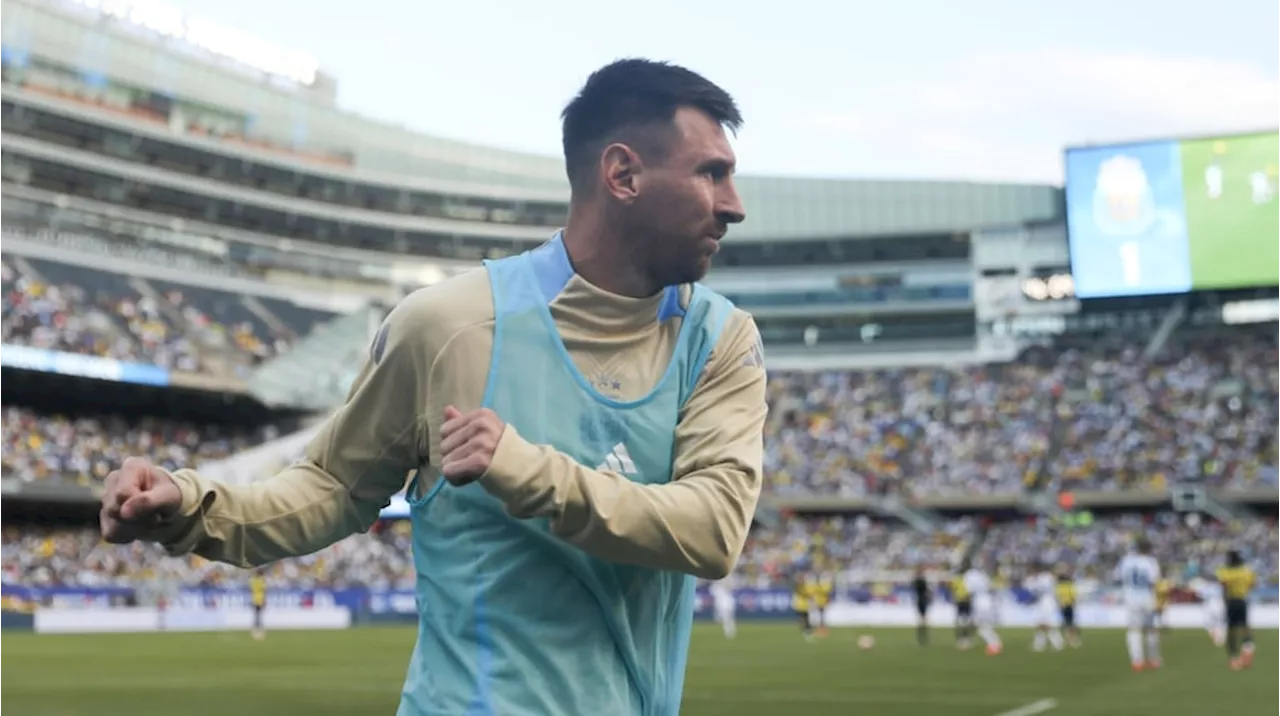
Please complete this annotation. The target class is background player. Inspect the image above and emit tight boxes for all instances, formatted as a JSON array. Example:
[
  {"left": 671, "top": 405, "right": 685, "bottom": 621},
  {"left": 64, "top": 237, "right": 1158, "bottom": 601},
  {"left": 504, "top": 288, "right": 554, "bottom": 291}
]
[
  {"left": 951, "top": 563, "right": 974, "bottom": 650},
  {"left": 1217, "top": 550, "right": 1256, "bottom": 669},
  {"left": 1056, "top": 570, "right": 1082, "bottom": 648},
  {"left": 811, "top": 570, "right": 834, "bottom": 637},
  {"left": 1115, "top": 537, "right": 1162, "bottom": 671},
  {"left": 249, "top": 569, "right": 267, "bottom": 641},
  {"left": 1154, "top": 573, "right": 1172, "bottom": 631},
  {"left": 1028, "top": 563, "right": 1065, "bottom": 652},
  {"left": 912, "top": 567, "right": 931, "bottom": 646},
  {"left": 1191, "top": 574, "right": 1227, "bottom": 647},
  {"left": 964, "top": 560, "right": 1002, "bottom": 656},
  {"left": 710, "top": 573, "right": 737, "bottom": 640},
  {"left": 792, "top": 569, "right": 815, "bottom": 642}
]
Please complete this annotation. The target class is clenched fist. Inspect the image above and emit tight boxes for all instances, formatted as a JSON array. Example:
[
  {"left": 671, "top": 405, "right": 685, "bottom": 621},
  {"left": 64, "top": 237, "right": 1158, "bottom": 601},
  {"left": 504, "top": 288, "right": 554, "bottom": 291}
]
[
  {"left": 439, "top": 406, "right": 506, "bottom": 485},
  {"left": 100, "top": 457, "right": 183, "bottom": 544}
]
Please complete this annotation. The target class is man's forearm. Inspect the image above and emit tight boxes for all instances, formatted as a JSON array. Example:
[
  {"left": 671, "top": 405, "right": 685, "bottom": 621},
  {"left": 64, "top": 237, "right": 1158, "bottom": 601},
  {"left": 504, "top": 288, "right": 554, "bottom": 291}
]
[
  {"left": 159, "top": 461, "right": 384, "bottom": 568},
  {"left": 479, "top": 428, "right": 759, "bottom": 579}
]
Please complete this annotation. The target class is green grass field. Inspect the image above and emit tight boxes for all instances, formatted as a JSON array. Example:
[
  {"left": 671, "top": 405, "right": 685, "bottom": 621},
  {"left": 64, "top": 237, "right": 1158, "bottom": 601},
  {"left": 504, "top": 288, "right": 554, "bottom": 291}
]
[
  {"left": 1180, "top": 132, "right": 1280, "bottom": 290},
  {"left": 1, "top": 625, "right": 1273, "bottom": 715}
]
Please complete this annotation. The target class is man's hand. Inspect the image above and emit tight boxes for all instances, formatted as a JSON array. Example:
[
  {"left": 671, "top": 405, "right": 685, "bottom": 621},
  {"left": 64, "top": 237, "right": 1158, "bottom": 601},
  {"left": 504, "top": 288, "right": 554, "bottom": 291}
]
[
  {"left": 100, "top": 457, "right": 183, "bottom": 544},
  {"left": 439, "top": 406, "right": 506, "bottom": 485}
]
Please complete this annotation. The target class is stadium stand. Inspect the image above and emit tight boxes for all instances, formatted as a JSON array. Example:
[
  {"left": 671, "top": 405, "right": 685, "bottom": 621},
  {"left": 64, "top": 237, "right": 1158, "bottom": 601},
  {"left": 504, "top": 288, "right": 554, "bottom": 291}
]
[
  {"left": 3, "top": 254, "right": 339, "bottom": 378},
  {"left": 2, "top": 325, "right": 1276, "bottom": 598},
  {"left": 1, "top": 405, "right": 287, "bottom": 485}
]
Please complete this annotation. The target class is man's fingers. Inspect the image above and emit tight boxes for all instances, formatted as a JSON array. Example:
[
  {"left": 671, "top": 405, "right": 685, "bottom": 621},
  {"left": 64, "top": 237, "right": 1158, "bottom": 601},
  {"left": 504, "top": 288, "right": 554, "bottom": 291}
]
[
  {"left": 441, "top": 455, "right": 486, "bottom": 485},
  {"left": 439, "top": 419, "right": 487, "bottom": 456},
  {"left": 111, "top": 483, "right": 140, "bottom": 509},
  {"left": 120, "top": 491, "right": 159, "bottom": 522},
  {"left": 99, "top": 513, "right": 128, "bottom": 544}
]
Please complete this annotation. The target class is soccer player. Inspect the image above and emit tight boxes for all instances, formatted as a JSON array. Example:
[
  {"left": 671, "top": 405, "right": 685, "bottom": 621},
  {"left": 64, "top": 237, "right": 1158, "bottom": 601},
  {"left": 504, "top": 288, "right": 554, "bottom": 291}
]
[
  {"left": 249, "top": 569, "right": 267, "bottom": 641},
  {"left": 912, "top": 567, "right": 931, "bottom": 646},
  {"left": 1191, "top": 575, "right": 1227, "bottom": 647},
  {"left": 1056, "top": 571, "right": 1081, "bottom": 648},
  {"left": 1153, "top": 574, "right": 1171, "bottom": 631},
  {"left": 97, "top": 58, "right": 766, "bottom": 716},
  {"left": 1204, "top": 160, "right": 1224, "bottom": 199},
  {"left": 1028, "top": 564, "right": 1064, "bottom": 652},
  {"left": 812, "top": 570, "right": 834, "bottom": 637},
  {"left": 1114, "top": 537, "right": 1162, "bottom": 671},
  {"left": 1216, "top": 550, "right": 1256, "bottom": 669},
  {"left": 951, "top": 564, "right": 974, "bottom": 650},
  {"left": 710, "top": 573, "right": 737, "bottom": 640},
  {"left": 1249, "top": 170, "right": 1274, "bottom": 204},
  {"left": 963, "top": 561, "right": 1002, "bottom": 656},
  {"left": 792, "top": 570, "right": 815, "bottom": 642}
]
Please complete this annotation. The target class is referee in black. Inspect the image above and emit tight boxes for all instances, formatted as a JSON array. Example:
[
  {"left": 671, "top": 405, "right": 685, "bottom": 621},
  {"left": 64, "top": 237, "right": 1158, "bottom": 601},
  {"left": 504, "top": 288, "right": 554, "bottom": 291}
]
[{"left": 912, "top": 567, "right": 932, "bottom": 646}]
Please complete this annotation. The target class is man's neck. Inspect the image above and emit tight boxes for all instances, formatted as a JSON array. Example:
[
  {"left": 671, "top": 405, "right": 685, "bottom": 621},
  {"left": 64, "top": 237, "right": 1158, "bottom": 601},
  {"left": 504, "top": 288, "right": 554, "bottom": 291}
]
[{"left": 561, "top": 205, "right": 659, "bottom": 299}]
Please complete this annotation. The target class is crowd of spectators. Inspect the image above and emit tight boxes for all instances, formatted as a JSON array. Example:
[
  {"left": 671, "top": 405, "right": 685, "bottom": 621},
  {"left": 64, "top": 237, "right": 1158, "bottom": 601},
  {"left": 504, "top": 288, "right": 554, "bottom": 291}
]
[
  {"left": 0, "top": 406, "right": 282, "bottom": 486},
  {"left": 978, "top": 511, "right": 1278, "bottom": 586},
  {"left": 2, "top": 522, "right": 416, "bottom": 593},
  {"left": 2, "top": 329, "right": 1275, "bottom": 501},
  {"left": 2, "top": 263, "right": 1275, "bottom": 599},
  {"left": 4, "top": 512, "right": 1274, "bottom": 596},
  {"left": 2, "top": 258, "right": 201, "bottom": 371},
  {"left": 764, "top": 332, "right": 1278, "bottom": 497},
  {"left": 2, "top": 257, "right": 320, "bottom": 377}
]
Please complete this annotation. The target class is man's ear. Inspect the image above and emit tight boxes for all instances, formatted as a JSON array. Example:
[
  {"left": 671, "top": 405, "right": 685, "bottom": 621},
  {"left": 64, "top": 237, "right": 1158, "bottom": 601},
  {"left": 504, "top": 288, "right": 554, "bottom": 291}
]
[{"left": 601, "top": 143, "right": 642, "bottom": 203}]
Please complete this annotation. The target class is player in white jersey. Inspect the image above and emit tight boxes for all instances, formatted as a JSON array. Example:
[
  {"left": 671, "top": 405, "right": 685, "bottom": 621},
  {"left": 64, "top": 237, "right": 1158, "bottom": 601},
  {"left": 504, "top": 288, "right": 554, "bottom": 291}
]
[
  {"left": 1028, "top": 565, "right": 1065, "bottom": 652},
  {"left": 1191, "top": 576, "right": 1227, "bottom": 647},
  {"left": 709, "top": 574, "right": 737, "bottom": 639},
  {"left": 1113, "top": 538, "right": 1162, "bottom": 671},
  {"left": 963, "top": 560, "right": 1003, "bottom": 656},
  {"left": 1250, "top": 170, "right": 1274, "bottom": 204},
  {"left": 1204, "top": 162, "right": 1224, "bottom": 199}
]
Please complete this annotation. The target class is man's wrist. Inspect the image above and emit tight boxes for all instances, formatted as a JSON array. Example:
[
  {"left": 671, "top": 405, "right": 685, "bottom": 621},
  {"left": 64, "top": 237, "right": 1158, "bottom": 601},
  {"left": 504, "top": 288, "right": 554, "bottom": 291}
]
[{"left": 477, "top": 425, "right": 545, "bottom": 508}]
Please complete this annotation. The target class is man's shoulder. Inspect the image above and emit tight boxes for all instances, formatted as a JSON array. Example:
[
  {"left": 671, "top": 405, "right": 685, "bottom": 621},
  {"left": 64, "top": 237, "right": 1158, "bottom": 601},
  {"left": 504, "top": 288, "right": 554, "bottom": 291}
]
[
  {"left": 387, "top": 267, "right": 495, "bottom": 335},
  {"left": 688, "top": 283, "right": 759, "bottom": 352}
]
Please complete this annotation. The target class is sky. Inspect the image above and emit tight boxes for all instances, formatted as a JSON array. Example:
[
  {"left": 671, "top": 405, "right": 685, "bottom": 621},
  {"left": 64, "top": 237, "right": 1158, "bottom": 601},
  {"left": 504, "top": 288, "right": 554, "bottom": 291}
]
[{"left": 161, "top": 0, "right": 1279, "bottom": 185}]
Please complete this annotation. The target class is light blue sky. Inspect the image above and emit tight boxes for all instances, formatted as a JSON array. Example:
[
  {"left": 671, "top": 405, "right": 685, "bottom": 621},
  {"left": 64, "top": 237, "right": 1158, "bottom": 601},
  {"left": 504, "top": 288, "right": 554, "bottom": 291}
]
[{"left": 163, "top": 0, "right": 1278, "bottom": 184}]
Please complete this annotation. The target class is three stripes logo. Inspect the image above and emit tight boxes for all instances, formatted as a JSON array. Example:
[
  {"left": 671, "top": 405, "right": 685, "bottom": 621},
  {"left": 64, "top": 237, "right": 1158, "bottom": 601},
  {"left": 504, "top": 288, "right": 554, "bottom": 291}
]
[{"left": 596, "top": 443, "right": 638, "bottom": 475}]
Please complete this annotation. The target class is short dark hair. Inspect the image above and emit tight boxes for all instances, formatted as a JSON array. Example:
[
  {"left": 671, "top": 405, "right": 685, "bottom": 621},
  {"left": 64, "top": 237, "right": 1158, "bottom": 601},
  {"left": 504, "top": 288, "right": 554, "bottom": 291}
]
[{"left": 560, "top": 58, "right": 742, "bottom": 190}]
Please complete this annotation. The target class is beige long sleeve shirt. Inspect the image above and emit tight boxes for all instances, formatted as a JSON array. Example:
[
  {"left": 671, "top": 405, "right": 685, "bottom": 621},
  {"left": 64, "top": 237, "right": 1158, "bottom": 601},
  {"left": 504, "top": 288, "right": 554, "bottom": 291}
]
[{"left": 153, "top": 265, "right": 767, "bottom": 579}]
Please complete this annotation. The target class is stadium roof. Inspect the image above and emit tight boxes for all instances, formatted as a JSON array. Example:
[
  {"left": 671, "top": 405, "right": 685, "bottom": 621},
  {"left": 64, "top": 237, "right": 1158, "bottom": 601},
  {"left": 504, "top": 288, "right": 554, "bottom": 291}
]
[{"left": 8, "top": 0, "right": 1064, "bottom": 242}]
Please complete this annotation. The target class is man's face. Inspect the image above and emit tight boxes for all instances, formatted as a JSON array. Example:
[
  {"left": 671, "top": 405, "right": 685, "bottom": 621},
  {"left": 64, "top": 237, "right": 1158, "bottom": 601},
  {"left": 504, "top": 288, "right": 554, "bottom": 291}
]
[{"left": 626, "top": 107, "right": 746, "bottom": 287}]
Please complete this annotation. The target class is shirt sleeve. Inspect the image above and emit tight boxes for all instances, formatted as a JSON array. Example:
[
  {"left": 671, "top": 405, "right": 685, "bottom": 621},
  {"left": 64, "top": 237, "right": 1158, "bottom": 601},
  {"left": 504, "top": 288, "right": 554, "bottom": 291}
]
[
  {"left": 150, "top": 293, "right": 435, "bottom": 568},
  {"left": 476, "top": 311, "right": 767, "bottom": 580}
]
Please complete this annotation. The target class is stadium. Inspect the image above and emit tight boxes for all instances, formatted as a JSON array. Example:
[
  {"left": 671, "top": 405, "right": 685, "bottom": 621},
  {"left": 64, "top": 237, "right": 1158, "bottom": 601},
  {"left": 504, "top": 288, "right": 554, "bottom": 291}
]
[{"left": 1, "top": 1, "right": 1276, "bottom": 714}]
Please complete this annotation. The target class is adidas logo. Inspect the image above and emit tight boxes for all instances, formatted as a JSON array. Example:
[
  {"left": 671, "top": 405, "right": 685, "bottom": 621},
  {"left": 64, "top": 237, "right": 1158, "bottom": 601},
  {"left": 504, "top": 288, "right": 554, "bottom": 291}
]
[{"left": 596, "top": 443, "right": 638, "bottom": 475}]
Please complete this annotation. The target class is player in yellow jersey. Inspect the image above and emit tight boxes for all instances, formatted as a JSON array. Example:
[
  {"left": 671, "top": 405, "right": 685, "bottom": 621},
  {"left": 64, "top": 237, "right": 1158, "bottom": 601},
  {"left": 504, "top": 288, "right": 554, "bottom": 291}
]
[
  {"left": 249, "top": 570, "right": 267, "bottom": 641},
  {"left": 792, "top": 571, "right": 815, "bottom": 641},
  {"left": 1056, "top": 571, "right": 1081, "bottom": 648},
  {"left": 811, "top": 571, "right": 834, "bottom": 637},
  {"left": 1216, "top": 550, "right": 1256, "bottom": 669},
  {"left": 1153, "top": 575, "right": 1171, "bottom": 631},
  {"left": 951, "top": 564, "right": 974, "bottom": 650}
]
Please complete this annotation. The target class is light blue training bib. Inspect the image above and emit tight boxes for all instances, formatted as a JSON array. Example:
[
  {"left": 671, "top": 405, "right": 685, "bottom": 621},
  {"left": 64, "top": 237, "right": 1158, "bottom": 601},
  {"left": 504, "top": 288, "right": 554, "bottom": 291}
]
[{"left": 397, "top": 233, "right": 733, "bottom": 716}]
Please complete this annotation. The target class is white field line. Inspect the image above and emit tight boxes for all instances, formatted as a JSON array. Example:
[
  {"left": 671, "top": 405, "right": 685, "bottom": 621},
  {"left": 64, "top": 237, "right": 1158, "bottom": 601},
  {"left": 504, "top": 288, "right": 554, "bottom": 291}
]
[{"left": 992, "top": 698, "right": 1059, "bottom": 716}]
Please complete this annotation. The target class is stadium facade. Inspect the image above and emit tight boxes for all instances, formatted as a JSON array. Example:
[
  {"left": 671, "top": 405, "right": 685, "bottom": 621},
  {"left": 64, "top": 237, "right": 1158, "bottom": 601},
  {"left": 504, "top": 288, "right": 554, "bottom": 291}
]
[{"left": 0, "top": 0, "right": 1082, "bottom": 379}]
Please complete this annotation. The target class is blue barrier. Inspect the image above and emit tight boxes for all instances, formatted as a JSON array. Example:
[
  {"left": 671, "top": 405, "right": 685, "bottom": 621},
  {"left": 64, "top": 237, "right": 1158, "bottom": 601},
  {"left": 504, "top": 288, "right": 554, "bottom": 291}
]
[
  {"left": 1, "top": 344, "right": 170, "bottom": 386},
  {"left": 1, "top": 611, "right": 34, "bottom": 630}
]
